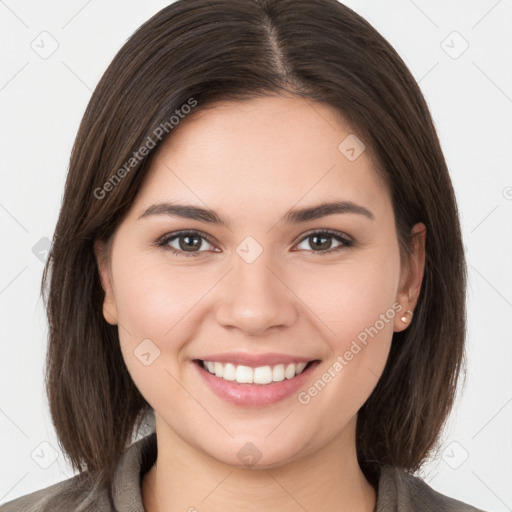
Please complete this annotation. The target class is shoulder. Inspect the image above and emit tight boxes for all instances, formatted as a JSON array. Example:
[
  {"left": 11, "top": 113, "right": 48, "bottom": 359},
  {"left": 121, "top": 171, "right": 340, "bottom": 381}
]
[
  {"left": 0, "top": 432, "right": 157, "bottom": 512},
  {"left": 377, "top": 466, "right": 487, "bottom": 512},
  {"left": 0, "top": 472, "right": 112, "bottom": 512}
]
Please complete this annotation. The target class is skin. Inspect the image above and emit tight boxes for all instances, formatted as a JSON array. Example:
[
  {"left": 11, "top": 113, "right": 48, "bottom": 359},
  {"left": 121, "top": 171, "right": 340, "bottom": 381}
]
[{"left": 95, "top": 95, "right": 426, "bottom": 512}]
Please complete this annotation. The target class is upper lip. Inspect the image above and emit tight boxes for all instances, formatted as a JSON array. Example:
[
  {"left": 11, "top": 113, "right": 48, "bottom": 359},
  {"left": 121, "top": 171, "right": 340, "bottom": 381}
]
[{"left": 195, "top": 352, "right": 318, "bottom": 368}]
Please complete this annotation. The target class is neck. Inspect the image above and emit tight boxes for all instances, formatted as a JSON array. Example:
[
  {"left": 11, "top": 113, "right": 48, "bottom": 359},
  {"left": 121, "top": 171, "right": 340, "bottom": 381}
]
[{"left": 142, "top": 415, "right": 376, "bottom": 512}]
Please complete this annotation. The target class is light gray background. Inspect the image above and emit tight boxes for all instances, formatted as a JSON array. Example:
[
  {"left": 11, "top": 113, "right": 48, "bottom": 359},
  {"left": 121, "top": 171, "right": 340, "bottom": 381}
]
[{"left": 1, "top": 1, "right": 511, "bottom": 510}]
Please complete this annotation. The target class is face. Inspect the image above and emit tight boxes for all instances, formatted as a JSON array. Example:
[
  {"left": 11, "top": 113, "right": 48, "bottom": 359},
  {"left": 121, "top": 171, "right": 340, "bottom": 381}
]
[{"left": 96, "top": 95, "right": 425, "bottom": 469}]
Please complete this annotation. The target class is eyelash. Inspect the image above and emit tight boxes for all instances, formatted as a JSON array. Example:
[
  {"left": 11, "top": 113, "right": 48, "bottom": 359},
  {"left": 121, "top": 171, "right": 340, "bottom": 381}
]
[{"left": 156, "top": 229, "right": 354, "bottom": 258}]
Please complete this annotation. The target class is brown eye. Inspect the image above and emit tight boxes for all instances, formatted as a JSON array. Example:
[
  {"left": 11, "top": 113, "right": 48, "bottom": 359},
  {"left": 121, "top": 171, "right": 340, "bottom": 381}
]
[
  {"left": 295, "top": 230, "right": 353, "bottom": 255},
  {"left": 175, "top": 233, "right": 203, "bottom": 252},
  {"left": 157, "top": 231, "right": 216, "bottom": 257}
]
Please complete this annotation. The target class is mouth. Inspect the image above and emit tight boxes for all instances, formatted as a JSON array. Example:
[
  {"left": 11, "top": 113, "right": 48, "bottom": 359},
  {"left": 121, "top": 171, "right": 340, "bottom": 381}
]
[{"left": 193, "top": 357, "right": 321, "bottom": 406}]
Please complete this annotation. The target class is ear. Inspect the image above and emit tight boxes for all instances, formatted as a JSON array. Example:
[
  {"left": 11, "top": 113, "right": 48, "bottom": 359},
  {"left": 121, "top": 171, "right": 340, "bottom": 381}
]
[
  {"left": 94, "top": 239, "right": 118, "bottom": 325},
  {"left": 394, "top": 222, "right": 426, "bottom": 332}
]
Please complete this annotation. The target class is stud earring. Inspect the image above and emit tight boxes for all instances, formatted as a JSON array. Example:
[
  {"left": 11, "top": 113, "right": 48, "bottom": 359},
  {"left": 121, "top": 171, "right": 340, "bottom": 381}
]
[{"left": 400, "top": 310, "right": 413, "bottom": 323}]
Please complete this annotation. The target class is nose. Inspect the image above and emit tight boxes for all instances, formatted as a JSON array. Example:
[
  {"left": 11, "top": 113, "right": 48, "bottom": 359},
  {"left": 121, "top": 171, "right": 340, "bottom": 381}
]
[{"left": 214, "top": 249, "right": 298, "bottom": 336}]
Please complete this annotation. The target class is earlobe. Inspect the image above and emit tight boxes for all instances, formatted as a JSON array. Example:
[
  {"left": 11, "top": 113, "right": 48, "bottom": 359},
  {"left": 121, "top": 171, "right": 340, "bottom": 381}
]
[
  {"left": 394, "top": 223, "right": 427, "bottom": 332},
  {"left": 93, "top": 239, "right": 118, "bottom": 325}
]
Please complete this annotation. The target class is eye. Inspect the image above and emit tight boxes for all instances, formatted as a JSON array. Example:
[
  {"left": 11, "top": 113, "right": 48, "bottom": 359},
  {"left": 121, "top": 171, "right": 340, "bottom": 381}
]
[
  {"left": 157, "top": 230, "right": 218, "bottom": 257},
  {"left": 294, "top": 229, "right": 353, "bottom": 255}
]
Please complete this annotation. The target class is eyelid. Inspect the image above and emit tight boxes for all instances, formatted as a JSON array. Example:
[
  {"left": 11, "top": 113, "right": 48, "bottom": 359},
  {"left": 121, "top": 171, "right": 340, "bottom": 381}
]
[
  {"left": 157, "top": 228, "right": 211, "bottom": 242},
  {"left": 294, "top": 228, "right": 353, "bottom": 245}
]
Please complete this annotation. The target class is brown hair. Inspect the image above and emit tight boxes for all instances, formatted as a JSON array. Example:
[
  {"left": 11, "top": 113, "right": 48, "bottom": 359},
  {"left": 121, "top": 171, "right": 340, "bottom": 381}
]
[{"left": 42, "top": 0, "right": 467, "bottom": 489}]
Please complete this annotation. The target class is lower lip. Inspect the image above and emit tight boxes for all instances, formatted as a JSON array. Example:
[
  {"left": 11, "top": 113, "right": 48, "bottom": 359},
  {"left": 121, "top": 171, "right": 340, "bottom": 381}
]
[{"left": 193, "top": 360, "right": 321, "bottom": 407}]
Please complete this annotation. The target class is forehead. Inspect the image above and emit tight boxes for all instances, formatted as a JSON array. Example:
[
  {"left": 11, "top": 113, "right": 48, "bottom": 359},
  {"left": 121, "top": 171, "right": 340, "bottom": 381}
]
[{"left": 132, "top": 95, "right": 390, "bottom": 222}]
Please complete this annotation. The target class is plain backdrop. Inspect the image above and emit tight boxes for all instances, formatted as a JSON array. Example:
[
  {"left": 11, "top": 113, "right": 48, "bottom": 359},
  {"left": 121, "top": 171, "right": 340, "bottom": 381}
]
[{"left": 1, "top": 1, "right": 511, "bottom": 510}]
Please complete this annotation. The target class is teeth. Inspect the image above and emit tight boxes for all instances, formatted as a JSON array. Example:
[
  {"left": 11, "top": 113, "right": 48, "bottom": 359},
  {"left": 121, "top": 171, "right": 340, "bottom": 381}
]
[
  {"left": 272, "top": 364, "right": 285, "bottom": 382},
  {"left": 201, "top": 360, "right": 310, "bottom": 384},
  {"left": 223, "top": 363, "right": 236, "bottom": 381}
]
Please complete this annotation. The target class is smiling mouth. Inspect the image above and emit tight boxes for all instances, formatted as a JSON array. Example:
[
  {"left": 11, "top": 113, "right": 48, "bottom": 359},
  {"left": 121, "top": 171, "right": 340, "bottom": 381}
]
[{"left": 194, "top": 359, "right": 319, "bottom": 385}]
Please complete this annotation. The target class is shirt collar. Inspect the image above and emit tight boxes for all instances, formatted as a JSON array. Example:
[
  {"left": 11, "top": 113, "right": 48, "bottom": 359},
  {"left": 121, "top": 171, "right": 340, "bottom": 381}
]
[{"left": 111, "top": 432, "right": 157, "bottom": 511}]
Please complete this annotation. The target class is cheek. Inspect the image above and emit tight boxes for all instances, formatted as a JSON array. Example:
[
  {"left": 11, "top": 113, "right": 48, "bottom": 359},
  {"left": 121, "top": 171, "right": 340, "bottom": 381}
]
[
  {"left": 112, "top": 257, "right": 210, "bottom": 338},
  {"left": 290, "top": 245, "right": 401, "bottom": 346},
  {"left": 111, "top": 255, "right": 224, "bottom": 388},
  {"left": 293, "top": 252, "right": 400, "bottom": 421},
  {"left": 111, "top": 258, "right": 212, "bottom": 407},
  {"left": 290, "top": 246, "right": 400, "bottom": 407}
]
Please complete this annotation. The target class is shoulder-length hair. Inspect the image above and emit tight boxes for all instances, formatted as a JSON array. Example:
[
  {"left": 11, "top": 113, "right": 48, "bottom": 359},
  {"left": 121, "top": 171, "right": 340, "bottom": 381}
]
[{"left": 42, "top": 0, "right": 466, "bottom": 488}]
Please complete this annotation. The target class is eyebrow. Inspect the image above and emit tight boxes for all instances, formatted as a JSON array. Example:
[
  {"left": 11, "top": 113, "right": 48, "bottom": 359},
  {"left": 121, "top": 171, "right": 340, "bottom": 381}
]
[{"left": 137, "top": 200, "right": 375, "bottom": 227}]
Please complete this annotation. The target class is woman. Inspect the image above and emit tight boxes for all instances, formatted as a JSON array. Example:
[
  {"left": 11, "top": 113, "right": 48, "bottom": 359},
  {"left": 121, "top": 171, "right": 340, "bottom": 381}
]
[{"left": 2, "top": 0, "right": 485, "bottom": 510}]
